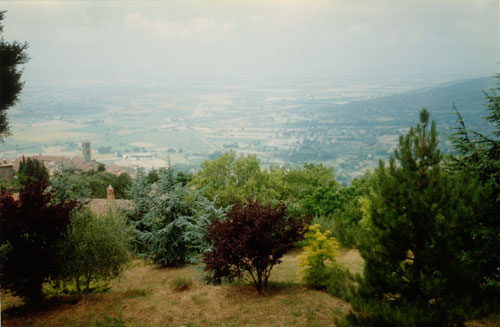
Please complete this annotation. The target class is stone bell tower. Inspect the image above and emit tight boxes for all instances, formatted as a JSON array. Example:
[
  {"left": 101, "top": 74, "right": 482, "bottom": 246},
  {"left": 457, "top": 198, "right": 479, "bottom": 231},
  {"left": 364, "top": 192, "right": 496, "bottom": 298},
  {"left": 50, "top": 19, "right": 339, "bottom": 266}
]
[{"left": 82, "top": 141, "right": 91, "bottom": 163}]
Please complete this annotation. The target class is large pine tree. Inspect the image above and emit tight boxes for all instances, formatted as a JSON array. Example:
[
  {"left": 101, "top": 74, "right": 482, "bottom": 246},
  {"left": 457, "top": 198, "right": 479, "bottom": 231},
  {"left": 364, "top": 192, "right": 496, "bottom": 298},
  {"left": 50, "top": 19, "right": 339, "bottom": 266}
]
[
  {"left": 0, "top": 11, "right": 29, "bottom": 138},
  {"left": 349, "top": 109, "right": 485, "bottom": 326}
]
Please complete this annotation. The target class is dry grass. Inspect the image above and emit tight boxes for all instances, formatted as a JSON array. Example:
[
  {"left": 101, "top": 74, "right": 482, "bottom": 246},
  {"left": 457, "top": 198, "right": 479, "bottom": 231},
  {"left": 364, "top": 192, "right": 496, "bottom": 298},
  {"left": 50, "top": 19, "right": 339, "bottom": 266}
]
[
  {"left": 1, "top": 250, "right": 358, "bottom": 327},
  {"left": 336, "top": 249, "right": 364, "bottom": 276},
  {"left": 465, "top": 314, "right": 500, "bottom": 327},
  {"left": 2, "top": 249, "right": 497, "bottom": 327}
]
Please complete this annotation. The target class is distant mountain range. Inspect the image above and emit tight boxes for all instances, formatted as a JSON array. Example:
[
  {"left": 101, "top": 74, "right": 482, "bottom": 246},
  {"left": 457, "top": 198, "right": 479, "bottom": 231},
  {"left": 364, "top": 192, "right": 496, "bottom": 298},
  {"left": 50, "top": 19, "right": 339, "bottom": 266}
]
[{"left": 331, "top": 76, "right": 497, "bottom": 134}]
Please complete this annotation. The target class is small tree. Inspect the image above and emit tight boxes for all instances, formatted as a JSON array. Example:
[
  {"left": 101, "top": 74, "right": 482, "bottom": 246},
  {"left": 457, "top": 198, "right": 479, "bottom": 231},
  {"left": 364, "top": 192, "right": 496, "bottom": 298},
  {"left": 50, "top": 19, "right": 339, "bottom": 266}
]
[
  {"left": 299, "top": 224, "right": 339, "bottom": 289},
  {"left": 0, "top": 179, "right": 75, "bottom": 304},
  {"left": 60, "top": 209, "right": 132, "bottom": 299},
  {"left": 203, "top": 199, "right": 308, "bottom": 293},
  {"left": 299, "top": 224, "right": 356, "bottom": 299}
]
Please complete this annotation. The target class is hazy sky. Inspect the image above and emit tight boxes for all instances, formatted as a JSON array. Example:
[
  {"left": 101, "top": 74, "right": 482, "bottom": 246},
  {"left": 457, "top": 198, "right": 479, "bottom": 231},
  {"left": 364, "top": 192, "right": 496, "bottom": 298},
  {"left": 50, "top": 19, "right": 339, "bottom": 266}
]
[{"left": 2, "top": 0, "right": 499, "bottom": 85}]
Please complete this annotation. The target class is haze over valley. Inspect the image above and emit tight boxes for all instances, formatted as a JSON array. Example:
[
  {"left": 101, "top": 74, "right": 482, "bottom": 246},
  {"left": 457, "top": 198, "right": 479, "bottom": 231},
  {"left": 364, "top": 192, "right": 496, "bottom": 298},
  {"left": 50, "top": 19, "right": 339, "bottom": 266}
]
[
  {"left": 0, "top": 0, "right": 497, "bottom": 184},
  {"left": 0, "top": 75, "right": 494, "bottom": 183}
]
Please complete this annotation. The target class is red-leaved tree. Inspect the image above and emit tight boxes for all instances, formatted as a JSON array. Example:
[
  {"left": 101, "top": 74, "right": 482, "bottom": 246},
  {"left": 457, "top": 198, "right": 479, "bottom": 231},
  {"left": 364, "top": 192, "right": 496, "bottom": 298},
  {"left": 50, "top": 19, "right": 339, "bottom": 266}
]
[
  {"left": 0, "top": 179, "right": 75, "bottom": 304},
  {"left": 203, "top": 199, "right": 308, "bottom": 293}
]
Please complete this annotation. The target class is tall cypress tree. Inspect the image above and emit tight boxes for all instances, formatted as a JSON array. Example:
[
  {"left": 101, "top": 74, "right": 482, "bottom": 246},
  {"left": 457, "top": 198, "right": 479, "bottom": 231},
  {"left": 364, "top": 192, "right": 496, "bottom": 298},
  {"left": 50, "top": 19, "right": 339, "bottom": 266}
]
[
  {"left": 349, "top": 109, "right": 484, "bottom": 326},
  {"left": 17, "top": 157, "right": 49, "bottom": 186}
]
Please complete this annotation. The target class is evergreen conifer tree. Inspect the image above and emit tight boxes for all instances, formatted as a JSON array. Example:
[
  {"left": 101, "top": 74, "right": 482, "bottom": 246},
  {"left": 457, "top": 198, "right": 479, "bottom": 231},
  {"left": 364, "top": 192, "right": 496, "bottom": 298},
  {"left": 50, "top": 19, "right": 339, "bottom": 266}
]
[
  {"left": 0, "top": 11, "right": 29, "bottom": 138},
  {"left": 448, "top": 75, "right": 500, "bottom": 309},
  {"left": 17, "top": 157, "right": 49, "bottom": 186},
  {"left": 349, "top": 109, "right": 484, "bottom": 326}
]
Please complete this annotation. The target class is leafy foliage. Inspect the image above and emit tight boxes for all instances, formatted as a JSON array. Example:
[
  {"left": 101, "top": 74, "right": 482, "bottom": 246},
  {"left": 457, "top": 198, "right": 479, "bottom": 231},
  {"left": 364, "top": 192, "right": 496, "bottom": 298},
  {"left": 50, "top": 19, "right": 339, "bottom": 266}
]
[
  {"left": 348, "top": 109, "right": 487, "bottom": 326},
  {"left": 190, "top": 151, "right": 341, "bottom": 216},
  {"left": 51, "top": 165, "right": 131, "bottom": 202},
  {"left": 51, "top": 165, "right": 92, "bottom": 205},
  {"left": 0, "top": 179, "right": 76, "bottom": 304},
  {"left": 203, "top": 199, "right": 308, "bottom": 293},
  {"left": 267, "top": 163, "right": 340, "bottom": 216},
  {"left": 59, "top": 209, "right": 132, "bottom": 299},
  {"left": 0, "top": 11, "right": 29, "bottom": 138},
  {"left": 311, "top": 176, "right": 371, "bottom": 248},
  {"left": 189, "top": 150, "right": 269, "bottom": 207},
  {"left": 86, "top": 170, "right": 132, "bottom": 199},
  {"left": 128, "top": 167, "right": 224, "bottom": 266}
]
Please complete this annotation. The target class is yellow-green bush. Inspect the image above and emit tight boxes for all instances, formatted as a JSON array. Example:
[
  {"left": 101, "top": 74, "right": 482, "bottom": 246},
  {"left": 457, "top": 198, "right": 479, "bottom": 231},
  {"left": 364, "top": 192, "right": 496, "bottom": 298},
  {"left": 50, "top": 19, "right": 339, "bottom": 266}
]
[
  {"left": 299, "top": 224, "right": 339, "bottom": 288},
  {"left": 299, "top": 224, "right": 357, "bottom": 299}
]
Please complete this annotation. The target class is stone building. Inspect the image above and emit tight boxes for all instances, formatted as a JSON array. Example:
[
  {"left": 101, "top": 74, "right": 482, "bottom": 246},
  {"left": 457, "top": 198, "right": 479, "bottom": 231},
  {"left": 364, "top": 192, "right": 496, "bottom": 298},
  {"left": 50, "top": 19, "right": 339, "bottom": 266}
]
[
  {"left": 0, "top": 161, "right": 14, "bottom": 181},
  {"left": 82, "top": 141, "right": 91, "bottom": 163}
]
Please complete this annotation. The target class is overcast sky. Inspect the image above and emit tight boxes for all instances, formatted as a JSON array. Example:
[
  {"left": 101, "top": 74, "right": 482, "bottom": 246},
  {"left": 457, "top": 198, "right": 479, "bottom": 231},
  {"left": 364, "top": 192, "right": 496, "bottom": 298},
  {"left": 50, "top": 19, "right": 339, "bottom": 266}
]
[{"left": 2, "top": 0, "right": 499, "bottom": 85}]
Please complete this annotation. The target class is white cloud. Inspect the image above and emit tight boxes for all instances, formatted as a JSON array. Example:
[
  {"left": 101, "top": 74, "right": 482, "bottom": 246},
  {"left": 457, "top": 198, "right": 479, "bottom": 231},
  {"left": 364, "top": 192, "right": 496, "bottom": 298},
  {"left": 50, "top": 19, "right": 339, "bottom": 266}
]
[
  {"left": 190, "top": 17, "right": 236, "bottom": 42},
  {"left": 125, "top": 13, "right": 190, "bottom": 39},
  {"left": 125, "top": 13, "right": 235, "bottom": 42}
]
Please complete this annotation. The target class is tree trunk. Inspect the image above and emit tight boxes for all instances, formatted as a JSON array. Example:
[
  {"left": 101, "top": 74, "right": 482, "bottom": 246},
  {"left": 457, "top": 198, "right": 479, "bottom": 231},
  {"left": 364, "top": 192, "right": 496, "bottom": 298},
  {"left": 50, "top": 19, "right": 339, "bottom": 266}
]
[
  {"left": 26, "top": 279, "right": 44, "bottom": 307},
  {"left": 83, "top": 274, "right": 91, "bottom": 301},
  {"left": 76, "top": 277, "right": 82, "bottom": 299}
]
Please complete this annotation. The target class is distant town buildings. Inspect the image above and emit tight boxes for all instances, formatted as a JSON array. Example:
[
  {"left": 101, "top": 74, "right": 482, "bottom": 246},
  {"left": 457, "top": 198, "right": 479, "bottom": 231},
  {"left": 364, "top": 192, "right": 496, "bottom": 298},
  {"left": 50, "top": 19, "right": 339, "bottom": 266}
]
[
  {"left": 123, "top": 152, "right": 154, "bottom": 161},
  {"left": 12, "top": 155, "right": 99, "bottom": 175},
  {"left": 82, "top": 141, "right": 91, "bottom": 163}
]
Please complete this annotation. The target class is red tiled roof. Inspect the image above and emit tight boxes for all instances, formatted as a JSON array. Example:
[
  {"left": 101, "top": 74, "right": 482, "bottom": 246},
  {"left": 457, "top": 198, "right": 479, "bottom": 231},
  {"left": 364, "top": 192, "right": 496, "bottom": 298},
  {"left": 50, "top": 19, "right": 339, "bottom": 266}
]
[{"left": 85, "top": 199, "right": 134, "bottom": 216}]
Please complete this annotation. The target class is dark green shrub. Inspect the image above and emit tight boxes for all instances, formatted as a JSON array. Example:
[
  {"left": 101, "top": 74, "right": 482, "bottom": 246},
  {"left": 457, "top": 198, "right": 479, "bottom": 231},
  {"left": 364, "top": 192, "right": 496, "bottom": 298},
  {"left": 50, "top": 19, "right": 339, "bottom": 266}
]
[
  {"left": 330, "top": 199, "right": 364, "bottom": 248},
  {"left": 325, "top": 264, "right": 358, "bottom": 301},
  {"left": 341, "top": 297, "right": 470, "bottom": 327}
]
